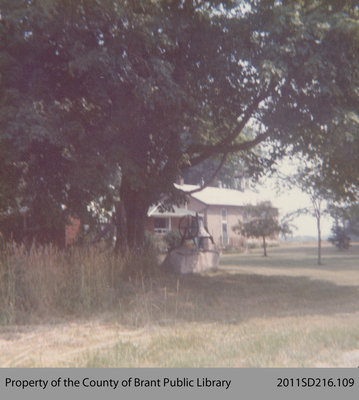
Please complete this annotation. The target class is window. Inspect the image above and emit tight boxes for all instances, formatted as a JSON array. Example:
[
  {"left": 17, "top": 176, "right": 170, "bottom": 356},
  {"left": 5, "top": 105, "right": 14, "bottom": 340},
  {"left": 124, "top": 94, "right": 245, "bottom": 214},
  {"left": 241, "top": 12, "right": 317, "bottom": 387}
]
[
  {"left": 221, "top": 208, "right": 227, "bottom": 221},
  {"left": 221, "top": 209, "right": 228, "bottom": 245},
  {"left": 154, "top": 218, "right": 168, "bottom": 234},
  {"left": 154, "top": 218, "right": 166, "bottom": 229},
  {"left": 222, "top": 222, "right": 228, "bottom": 246}
]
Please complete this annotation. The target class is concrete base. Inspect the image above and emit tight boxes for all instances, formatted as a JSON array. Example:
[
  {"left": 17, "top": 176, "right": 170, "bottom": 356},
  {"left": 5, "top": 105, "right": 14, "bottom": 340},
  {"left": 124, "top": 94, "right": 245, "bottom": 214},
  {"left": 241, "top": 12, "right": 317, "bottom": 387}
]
[{"left": 163, "top": 247, "right": 220, "bottom": 274}]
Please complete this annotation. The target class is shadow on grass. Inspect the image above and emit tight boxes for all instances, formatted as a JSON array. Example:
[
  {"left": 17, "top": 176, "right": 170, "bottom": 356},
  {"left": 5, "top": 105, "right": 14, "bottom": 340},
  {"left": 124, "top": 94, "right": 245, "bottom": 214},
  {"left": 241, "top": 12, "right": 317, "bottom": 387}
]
[
  {"left": 1, "top": 244, "right": 358, "bottom": 331},
  {"left": 118, "top": 269, "right": 359, "bottom": 327}
]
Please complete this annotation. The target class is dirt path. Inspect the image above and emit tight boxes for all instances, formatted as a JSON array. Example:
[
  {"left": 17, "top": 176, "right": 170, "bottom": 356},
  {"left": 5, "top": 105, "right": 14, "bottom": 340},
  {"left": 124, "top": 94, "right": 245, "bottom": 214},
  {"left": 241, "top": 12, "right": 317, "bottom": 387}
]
[
  {"left": 1, "top": 317, "right": 359, "bottom": 368},
  {"left": 0, "top": 318, "right": 149, "bottom": 367}
]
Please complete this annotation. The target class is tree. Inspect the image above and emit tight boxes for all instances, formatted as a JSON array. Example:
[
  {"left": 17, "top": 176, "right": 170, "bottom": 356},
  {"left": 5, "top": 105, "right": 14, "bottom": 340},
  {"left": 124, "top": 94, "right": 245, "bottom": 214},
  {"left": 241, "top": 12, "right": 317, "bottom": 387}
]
[
  {"left": 327, "top": 201, "right": 359, "bottom": 249},
  {"left": 182, "top": 127, "right": 269, "bottom": 189},
  {"left": 280, "top": 162, "right": 329, "bottom": 265},
  {"left": 330, "top": 203, "right": 359, "bottom": 238},
  {"left": 305, "top": 193, "right": 326, "bottom": 265},
  {"left": 1, "top": 0, "right": 359, "bottom": 253},
  {"left": 328, "top": 225, "right": 351, "bottom": 250},
  {"left": 346, "top": 204, "right": 359, "bottom": 237},
  {"left": 233, "top": 202, "right": 290, "bottom": 256}
]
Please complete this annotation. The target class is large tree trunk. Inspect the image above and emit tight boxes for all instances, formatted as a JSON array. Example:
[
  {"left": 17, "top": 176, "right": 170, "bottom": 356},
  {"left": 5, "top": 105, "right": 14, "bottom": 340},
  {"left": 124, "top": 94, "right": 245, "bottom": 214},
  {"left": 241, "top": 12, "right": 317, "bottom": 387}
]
[
  {"left": 114, "top": 199, "right": 127, "bottom": 254},
  {"left": 117, "top": 176, "right": 150, "bottom": 252}
]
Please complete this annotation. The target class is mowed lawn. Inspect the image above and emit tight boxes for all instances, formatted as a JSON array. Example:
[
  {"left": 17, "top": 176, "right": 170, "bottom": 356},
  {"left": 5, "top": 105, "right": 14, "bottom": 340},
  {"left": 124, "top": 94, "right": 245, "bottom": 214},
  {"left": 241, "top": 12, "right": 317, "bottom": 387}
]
[{"left": 1, "top": 242, "right": 359, "bottom": 367}]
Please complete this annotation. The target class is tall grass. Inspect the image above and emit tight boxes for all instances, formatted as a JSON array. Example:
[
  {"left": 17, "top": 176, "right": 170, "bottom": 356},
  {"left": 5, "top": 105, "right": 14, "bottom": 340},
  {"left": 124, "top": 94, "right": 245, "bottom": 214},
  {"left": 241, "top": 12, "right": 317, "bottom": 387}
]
[
  {"left": 0, "top": 242, "right": 159, "bottom": 325},
  {"left": 1, "top": 244, "right": 359, "bottom": 367}
]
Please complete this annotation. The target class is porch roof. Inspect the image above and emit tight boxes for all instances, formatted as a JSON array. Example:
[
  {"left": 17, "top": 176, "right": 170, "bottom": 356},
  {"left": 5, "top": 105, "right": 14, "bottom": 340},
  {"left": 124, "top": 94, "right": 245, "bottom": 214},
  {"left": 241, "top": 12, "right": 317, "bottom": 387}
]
[{"left": 147, "top": 204, "right": 196, "bottom": 218}]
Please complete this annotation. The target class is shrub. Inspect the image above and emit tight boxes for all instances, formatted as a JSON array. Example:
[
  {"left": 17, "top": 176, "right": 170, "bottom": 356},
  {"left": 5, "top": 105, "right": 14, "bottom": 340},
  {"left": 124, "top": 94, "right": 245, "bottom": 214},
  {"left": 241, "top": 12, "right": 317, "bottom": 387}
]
[
  {"left": 328, "top": 226, "right": 351, "bottom": 250},
  {"left": 163, "top": 230, "right": 182, "bottom": 251}
]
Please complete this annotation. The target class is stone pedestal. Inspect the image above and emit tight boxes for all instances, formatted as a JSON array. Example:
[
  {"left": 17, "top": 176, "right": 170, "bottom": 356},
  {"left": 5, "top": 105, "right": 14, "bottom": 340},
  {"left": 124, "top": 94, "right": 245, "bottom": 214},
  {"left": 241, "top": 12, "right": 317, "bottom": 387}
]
[{"left": 163, "top": 247, "right": 220, "bottom": 274}]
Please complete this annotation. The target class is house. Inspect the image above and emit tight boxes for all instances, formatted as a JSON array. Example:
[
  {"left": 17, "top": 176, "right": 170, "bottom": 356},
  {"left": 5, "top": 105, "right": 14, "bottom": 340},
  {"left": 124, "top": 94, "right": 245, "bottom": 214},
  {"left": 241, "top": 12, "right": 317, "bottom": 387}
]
[
  {"left": 146, "top": 204, "right": 196, "bottom": 235},
  {"left": 146, "top": 182, "right": 276, "bottom": 248},
  {"left": 0, "top": 207, "right": 81, "bottom": 247}
]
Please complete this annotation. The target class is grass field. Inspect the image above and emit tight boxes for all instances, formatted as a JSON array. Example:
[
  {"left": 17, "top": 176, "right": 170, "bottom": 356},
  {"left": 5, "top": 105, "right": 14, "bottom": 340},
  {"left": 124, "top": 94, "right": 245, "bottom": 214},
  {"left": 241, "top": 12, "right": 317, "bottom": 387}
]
[{"left": 0, "top": 242, "right": 358, "bottom": 367}]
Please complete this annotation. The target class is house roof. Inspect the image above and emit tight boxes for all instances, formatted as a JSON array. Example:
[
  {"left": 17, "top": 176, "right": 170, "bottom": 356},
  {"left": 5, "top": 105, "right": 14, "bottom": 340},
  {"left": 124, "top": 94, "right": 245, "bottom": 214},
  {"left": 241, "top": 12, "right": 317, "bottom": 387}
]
[{"left": 175, "top": 183, "right": 264, "bottom": 207}]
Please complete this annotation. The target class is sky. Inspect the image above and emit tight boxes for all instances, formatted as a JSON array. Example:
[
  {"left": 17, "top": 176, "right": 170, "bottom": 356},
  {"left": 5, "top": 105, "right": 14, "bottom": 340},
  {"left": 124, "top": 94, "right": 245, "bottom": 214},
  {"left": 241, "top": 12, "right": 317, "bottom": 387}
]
[
  {"left": 257, "top": 183, "right": 332, "bottom": 238},
  {"left": 254, "top": 158, "right": 332, "bottom": 239}
]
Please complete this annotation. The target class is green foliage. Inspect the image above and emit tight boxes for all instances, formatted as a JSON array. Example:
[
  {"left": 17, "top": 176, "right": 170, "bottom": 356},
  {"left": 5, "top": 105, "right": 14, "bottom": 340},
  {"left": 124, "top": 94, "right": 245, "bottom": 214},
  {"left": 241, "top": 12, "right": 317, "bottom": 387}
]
[
  {"left": 281, "top": 162, "right": 332, "bottom": 265},
  {"left": 328, "top": 225, "right": 351, "bottom": 250},
  {"left": 234, "top": 202, "right": 284, "bottom": 237},
  {"left": 328, "top": 202, "right": 359, "bottom": 240},
  {"left": 163, "top": 230, "right": 182, "bottom": 251},
  {"left": 1, "top": 0, "right": 359, "bottom": 251},
  {"left": 346, "top": 204, "right": 359, "bottom": 237},
  {"left": 233, "top": 202, "right": 289, "bottom": 256}
]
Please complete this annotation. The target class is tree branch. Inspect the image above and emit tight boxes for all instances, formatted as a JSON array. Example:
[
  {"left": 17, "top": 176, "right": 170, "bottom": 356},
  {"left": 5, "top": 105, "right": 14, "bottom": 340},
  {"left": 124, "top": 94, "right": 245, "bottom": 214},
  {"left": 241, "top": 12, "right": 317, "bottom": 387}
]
[
  {"left": 179, "top": 152, "right": 229, "bottom": 195},
  {"left": 189, "top": 129, "right": 271, "bottom": 167},
  {"left": 187, "top": 83, "right": 273, "bottom": 166}
]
